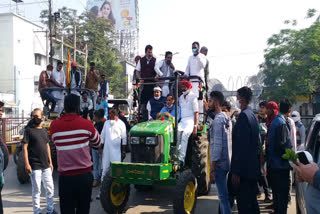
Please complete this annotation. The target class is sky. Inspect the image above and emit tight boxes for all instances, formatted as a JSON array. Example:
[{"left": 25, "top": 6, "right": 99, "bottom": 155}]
[{"left": 1, "top": 0, "right": 319, "bottom": 90}]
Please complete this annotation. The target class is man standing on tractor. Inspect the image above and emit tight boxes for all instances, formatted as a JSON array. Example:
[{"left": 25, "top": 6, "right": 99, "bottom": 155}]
[
  {"left": 50, "top": 94, "right": 101, "bottom": 214},
  {"left": 22, "top": 108, "right": 57, "bottom": 214},
  {"left": 157, "top": 94, "right": 181, "bottom": 121},
  {"left": 178, "top": 79, "right": 199, "bottom": 167},
  {"left": 146, "top": 86, "right": 166, "bottom": 120},
  {"left": 85, "top": 62, "right": 100, "bottom": 110},
  {"left": 185, "top": 42, "right": 207, "bottom": 122},
  {"left": 98, "top": 74, "right": 109, "bottom": 99},
  {"left": 208, "top": 91, "right": 232, "bottom": 214},
  {"left": 155, "top": 51, "right": 175, "bottom": 97},
  {"left": 70, "top": 62, "right": 82, "bottom": 97},
  {"left": 100, "top": 108, "right": 127, "bottom": 179},
  {"left": 51, "top": 60, "right": 66, "bottom": 114},
  {"left": 231, "top": 86, "right": 260, "bottom": 214},
  {"left": 135, "top": 45, "right": 162, "bottom": 112},
  {"left": 38, "top": 64, "right": 56, "bottom": 112},
  {"left": 200, "top": 46, "right": 209, "bottom": 91}
]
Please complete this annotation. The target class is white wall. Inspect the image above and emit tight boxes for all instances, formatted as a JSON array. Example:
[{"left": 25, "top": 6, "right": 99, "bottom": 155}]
[
  {"left": 0, "top": 13, "right": 46, "bottom": 116},
  {"left": 0, "top": 14, "right": 14, "bottom": 93}
]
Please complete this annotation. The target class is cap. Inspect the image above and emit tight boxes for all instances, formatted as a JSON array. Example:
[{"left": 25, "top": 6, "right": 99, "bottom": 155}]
[
  {"left": 71, "top": 62, "right": 78, "bottom": 67},
  {"left": 153, "top": 86, "right": 162, "bottom": 92},
  {"left": 291, "top": 111, "right": 301, "bottom": 122}
]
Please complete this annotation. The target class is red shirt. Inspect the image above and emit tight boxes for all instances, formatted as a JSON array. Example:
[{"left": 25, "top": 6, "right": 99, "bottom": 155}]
[{"left": 50, "top": 114, "right": 101, "bottom": 176}]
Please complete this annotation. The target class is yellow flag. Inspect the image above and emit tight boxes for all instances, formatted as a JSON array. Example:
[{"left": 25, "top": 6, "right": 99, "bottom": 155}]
[{"left": 66, "top": 50, "right": 71, "bottom": 87}]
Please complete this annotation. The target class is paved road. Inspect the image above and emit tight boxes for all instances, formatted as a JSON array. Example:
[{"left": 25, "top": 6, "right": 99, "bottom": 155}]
[{"left": 2, "top": 156, "right": 297, "bottom": 213}]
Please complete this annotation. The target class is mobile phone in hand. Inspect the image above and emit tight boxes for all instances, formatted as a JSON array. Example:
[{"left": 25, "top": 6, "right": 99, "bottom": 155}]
[{"left": 297, "top": 152, "right": 310, "bottom": 165}]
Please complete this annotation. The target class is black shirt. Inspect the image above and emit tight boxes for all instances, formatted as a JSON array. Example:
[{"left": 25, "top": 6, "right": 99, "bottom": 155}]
[{"left": 22, "top": 127, "right": 50, "bottom": 170}]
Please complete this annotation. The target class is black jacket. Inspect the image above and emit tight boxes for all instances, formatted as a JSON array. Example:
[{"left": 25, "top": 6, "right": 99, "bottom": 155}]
[{"left": 231, "top": 107, "right": 261, "bottom": 180}]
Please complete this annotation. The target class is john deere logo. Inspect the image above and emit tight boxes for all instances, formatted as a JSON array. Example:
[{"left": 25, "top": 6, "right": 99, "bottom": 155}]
[{"left": 126, "top": 169, "right": 145, "bottom": 175}]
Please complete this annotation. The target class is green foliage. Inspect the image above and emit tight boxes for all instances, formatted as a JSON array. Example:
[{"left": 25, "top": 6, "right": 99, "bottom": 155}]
[
  {"left": 282, "top": 149, "right": 298, "bottom": 163},
  {"left": 40, "top": 8, "right": 126, "bottom": 97},
  {"left": 77, "top": 12, "right": 126, "bottom": 98},
  {"left": 260, "top": 9, "right": 320, "bottom": 102}
]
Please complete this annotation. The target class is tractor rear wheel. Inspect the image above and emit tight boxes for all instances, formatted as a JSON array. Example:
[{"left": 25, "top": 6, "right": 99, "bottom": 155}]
[
  {"left": 100, "top": 173, "right": 130, "bottom": 214},
  {"left": 191, "top": 134, "right": 211, "bottom": 196},
  {"left": 173, "top": 169, "right": 197, "bottom": 214},
  {"left": 16, "top": 152, "right": 30, "bottom": 184}
]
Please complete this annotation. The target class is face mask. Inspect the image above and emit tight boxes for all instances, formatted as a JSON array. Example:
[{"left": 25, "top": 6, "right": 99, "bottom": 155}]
[
  {"left": 47, "top": 71, "right": 52, "bottom": 76},
  {"left": 32, "top": 117, "right": 42, "bottom": 126},
  {"left": 182, "top": 90, "right": 189, "bottom": 96},
  {"left": 110, "top": 120, "right": 116, "bottom": 126},
  {"left": 168, "top": 104, "right": 173, "bottom": 108},
  {"left": 192, "top": 48, "right": 198, "bottom": 56},
  {"left": 154, "top": 96, "right": 160, "bottom": 100}
]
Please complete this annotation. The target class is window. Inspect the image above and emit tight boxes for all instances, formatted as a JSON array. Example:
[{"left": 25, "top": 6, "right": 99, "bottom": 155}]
[{"left": 35, "top": 54, "right": 41, "bottom": 66}]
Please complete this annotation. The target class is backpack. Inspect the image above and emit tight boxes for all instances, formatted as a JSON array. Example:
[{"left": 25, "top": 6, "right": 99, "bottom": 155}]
[{"left": 275, "top": 117, "right": 292, "bottom": 156}]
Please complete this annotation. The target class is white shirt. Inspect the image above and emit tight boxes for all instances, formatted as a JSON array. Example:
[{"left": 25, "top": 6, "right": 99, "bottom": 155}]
[
  {"left": 154, "top": 59, "right": 172, "bottom": 77},
  {"left": 179, "top": 92, "right": 199, "bottom": 118},
  {"left": 288, "top": 117, "right": 297, "bottom": 152},
  {"left": 135, "top": 57, "right": 161, "bottom": 76},
  {"left": 80, "top": 98, "right": 93, "bottom": 111},
  {"left": 185, "top": 53, "right": 207, "bottom": 81},
  {"left": 51, "top": 68, "right": 66, "bottom": 99}
]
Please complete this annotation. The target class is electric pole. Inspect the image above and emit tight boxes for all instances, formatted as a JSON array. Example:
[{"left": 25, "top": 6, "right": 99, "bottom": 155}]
[{"left": 48, "top": 0, "right": 53, "bottom": 65}]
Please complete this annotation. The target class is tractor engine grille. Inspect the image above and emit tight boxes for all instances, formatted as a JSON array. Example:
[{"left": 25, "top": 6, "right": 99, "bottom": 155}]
[{"left": 131, "top": 136, "right": 164, "bottom": 163}]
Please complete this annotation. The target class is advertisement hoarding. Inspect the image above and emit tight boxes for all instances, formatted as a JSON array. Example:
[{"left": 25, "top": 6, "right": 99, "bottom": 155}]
[{"left": 87, "top": 0, "right": 137, "bottom": 30}]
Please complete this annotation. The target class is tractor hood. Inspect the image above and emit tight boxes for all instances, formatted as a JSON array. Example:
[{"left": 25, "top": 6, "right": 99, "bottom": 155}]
[{"left": 130, "top": 120, "right": 173, "bottom": 136}]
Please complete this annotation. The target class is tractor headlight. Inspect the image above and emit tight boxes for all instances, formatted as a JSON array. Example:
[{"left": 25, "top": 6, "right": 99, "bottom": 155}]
[
  {"left": 131, "top": 137, "right": 140, "bottom": 144},
  {"left": 146, "top": 137, "right": 157, "bottom": 145}
]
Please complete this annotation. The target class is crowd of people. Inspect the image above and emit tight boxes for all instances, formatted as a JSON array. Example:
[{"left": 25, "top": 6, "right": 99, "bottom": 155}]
[
  {"left": 38, "top": 61, "right": 109, "bottom": 118},
  {"left": 0, "top": 41, "right": 317, "bottom": 214}
]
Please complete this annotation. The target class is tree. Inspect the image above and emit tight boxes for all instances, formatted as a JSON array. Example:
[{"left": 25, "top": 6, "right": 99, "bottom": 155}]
[
  {"left": 259, "top": 9, "right": 320, "bottom": 103},
  {"left": 77, "top": 12, "right": 126, "bottom": 97}
]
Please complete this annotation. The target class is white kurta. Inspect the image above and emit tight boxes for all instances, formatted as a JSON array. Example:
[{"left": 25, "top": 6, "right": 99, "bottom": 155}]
[
  {"left": 51, "top": 68, "right": 66, "bottom": 99},
  {"left": 185, "top": 53, "right": 207, "bottom": 121},
  {"left": 178, "top": 92, "right": 199, "bottom": 161},
  {"left": 51, "top": 68, "right": 66, "bottom": 114},
  {"left": 101, "top": 120, "right": 127, "bottom": 179}
]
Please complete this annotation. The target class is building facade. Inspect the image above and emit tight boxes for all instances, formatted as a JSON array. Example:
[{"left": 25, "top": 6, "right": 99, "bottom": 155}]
[{"left": 0, "top": 13, "right": 48, "bottom": 117}]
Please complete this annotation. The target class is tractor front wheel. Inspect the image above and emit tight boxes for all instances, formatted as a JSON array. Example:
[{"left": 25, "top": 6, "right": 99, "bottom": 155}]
[
  {"left": 173, "top": 169, "right": 197, "bottom": 214},
  {"left": 100, "top": 173, "right": 130, "bottom": 214}
]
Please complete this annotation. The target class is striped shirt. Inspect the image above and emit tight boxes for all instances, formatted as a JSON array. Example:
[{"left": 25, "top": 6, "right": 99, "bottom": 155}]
[{"left": 50, "top": 114, "right": 101, "bottom": 176}]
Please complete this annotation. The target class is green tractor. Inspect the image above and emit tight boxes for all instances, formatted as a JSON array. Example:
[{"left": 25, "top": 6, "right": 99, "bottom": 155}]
[{"left": 100, "top": 74, "right": 211, "bottom": 214}]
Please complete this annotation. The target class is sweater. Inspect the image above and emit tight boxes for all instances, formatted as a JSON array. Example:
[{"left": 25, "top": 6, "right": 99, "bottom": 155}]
[{"left": 50, "top": 114, "right": 101, "bottom": 176}]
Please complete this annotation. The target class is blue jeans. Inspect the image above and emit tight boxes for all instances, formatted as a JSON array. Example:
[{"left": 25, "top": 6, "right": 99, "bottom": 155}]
[
  {"left": 215, "top": 167, "right": 231, "bottom": 214},
  {"left": 30, "top": 168, "right": 54, "bottom": 214},
  {"left": 92, "top": 148, "right": 101, "bottom": 182}
]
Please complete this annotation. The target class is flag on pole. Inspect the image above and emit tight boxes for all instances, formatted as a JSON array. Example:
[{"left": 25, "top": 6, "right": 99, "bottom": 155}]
[{"left": 66, "top": 50, "right": 71, "bottom": 87}]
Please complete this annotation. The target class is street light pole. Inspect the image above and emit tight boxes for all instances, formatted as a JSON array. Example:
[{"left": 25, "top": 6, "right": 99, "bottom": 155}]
[{"left": 48, "top": 0, "right": 53, "bottom": 65}]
